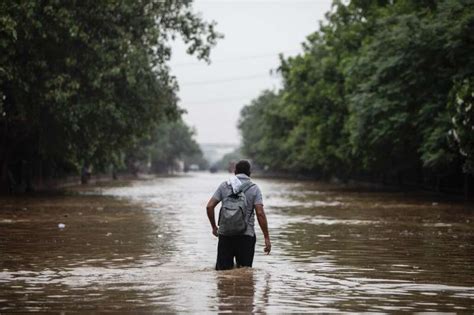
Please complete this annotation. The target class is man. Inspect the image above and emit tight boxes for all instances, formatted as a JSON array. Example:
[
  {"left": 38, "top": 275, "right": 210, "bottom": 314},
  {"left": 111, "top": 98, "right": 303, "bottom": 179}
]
[{"left": 206, "top": 160, "right": 271, "bottom": 270}]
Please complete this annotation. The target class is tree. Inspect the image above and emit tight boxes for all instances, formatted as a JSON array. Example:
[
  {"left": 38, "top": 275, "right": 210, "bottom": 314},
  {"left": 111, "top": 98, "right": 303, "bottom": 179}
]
[
  {"left": 449, "top": 78, "right": 474, "bottom": 174},
  {"left": 149, "top": 118, "right": 202, "bottom": 173},
  {"left": 348, "top": 0, "right": 473, "bottom": 181},
  {"left": 239, "top": 90, "right": 290, "bottom": 171},
  {"left": 214, "top": 148, "right": 242, "bottom": 172},
  {"left": 0, "top": 0, "right": 220, "bottom": 190},
  {"left": 239, "top": 0, "right": 473, "bottom": 193}
]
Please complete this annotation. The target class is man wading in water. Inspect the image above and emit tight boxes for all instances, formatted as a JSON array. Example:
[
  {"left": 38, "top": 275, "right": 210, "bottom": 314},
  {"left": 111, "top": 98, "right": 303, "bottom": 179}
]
[{"left": 206, "top": 160, "right": 271, "bottom": 270}]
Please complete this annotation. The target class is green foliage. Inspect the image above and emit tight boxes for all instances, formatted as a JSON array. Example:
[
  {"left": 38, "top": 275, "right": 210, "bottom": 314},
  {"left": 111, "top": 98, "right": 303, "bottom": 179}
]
[
  {"left": 449, "top": 78, "right": 474, "bottom": 174},
  {"left": 214, "top": 148, "right": 242, "bottom": 172},
  {"left": 183, "top": 152, "right": 209, "bottom": 171},
  {"left": 239, "top": 90, "right": 289, "bottom": 170},
  {"left": 149, "top": 118, "right": 202, "bottom": 173},
  {"left": 239, "top": 0, "right": 473, "bottom": 184},
  {"left": 0, "top": 0, "right": 219, "bottom": 184}
]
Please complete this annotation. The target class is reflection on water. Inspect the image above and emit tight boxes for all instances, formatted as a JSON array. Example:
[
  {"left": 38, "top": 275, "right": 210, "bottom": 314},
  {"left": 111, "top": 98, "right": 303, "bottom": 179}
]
[
  {"left": 0, "top": 173, "right": 473, "bottom": 312},
  {"left": 216, "top": 268, "right": 255, "bottom": 313}
]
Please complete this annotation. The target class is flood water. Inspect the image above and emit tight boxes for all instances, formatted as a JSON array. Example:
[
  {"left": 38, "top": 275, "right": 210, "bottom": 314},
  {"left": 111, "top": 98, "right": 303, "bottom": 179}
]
[{"left": 0, "top": 172, "right": 473, "bottom": 312}]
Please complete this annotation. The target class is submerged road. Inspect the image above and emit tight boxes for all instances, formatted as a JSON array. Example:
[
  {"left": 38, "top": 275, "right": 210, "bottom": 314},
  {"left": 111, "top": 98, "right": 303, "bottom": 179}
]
[{"left": 0, "top": 172, "right": 473, "bottom": 312}]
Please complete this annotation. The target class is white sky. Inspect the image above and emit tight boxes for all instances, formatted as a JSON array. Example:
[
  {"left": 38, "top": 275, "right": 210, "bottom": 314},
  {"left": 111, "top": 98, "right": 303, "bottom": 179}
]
[{"left": 169, "top": 0, "right": 333, "bottom": 145}]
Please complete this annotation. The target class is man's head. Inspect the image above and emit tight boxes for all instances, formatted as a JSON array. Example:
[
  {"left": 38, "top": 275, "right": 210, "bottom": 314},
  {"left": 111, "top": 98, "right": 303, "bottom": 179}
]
[{"left": 234, "top": 160, "right": 251, "bottom": 177}]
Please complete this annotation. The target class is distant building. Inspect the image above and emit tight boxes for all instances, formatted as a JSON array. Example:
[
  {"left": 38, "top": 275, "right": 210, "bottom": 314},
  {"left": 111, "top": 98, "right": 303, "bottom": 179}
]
[{"left": 200, "top": 143, "right": 239, "bottom": 165}]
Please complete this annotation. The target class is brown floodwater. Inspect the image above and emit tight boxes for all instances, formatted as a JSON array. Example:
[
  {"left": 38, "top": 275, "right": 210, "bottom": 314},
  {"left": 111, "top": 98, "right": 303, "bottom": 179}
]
[{"left": 0, "top": 172, "right": 473, "bottom": 312}]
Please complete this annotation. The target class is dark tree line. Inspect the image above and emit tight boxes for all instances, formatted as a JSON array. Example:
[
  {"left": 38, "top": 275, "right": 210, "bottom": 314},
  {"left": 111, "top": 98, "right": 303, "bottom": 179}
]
[
  {"left": 239, "top": 0, "right": 473, "bottom": 196},
  {"left": 0, "top": 0, "right": 219, "bottom": 191}
]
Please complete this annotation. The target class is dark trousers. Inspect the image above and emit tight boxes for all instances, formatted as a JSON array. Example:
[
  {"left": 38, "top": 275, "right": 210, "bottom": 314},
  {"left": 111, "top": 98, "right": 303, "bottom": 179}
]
[{"left": 216, "top": 235, "right": 256, "bottom": 270}]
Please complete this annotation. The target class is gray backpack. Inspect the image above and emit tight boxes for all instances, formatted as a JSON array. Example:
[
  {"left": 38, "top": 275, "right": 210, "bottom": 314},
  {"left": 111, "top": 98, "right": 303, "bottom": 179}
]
[{"left": 218, "top": 181, "right": 255, "bottom": 236}]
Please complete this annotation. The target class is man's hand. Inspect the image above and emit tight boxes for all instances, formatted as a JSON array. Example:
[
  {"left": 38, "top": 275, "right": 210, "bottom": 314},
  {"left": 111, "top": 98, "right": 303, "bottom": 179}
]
[
  {"left": 212, "top": 226, "right": 218, "bottom": 237},
  {"left": 255, "top": 204, "right": 271, "bottom": 254},
  {"left": 264, "top": 237, "right": 271, "bottom": 254}
]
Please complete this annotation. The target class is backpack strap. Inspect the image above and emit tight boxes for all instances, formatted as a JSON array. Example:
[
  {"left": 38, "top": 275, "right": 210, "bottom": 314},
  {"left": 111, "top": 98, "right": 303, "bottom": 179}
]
[
  {"left": 239, "top": 181, "right": 255, "bottom": 193},
  {"left": 226, "top": 181, "right": 255, "bottom": 197}
]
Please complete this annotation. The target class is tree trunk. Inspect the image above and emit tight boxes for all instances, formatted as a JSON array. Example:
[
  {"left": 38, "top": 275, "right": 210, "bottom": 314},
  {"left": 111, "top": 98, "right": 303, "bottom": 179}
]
[
  {"left": 24, "top": 160, "right": 34, "bottom": 192},
  {"left": 38, "top": 159, "right": 43, "bottom": 188},
  {"left": 397, "top": 171, "right": 403, "bottom": 186},
  {"left": 81, "top": 164, "right": 90, "bottom": 184},
  {"left": 465, "top": 173, "right": 469, "bottom": 202},
  {"left": 0, "top": 158, "right": 8, "bottom": 193},
  {"left": 0, "top": 149, "right": 11, "bottom": 193}
]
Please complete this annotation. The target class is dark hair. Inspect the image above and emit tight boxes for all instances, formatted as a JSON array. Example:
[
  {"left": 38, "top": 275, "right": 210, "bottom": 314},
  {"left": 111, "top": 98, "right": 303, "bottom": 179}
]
[{"left": 234, "top": 160, "right": 251, "bottom": 177}]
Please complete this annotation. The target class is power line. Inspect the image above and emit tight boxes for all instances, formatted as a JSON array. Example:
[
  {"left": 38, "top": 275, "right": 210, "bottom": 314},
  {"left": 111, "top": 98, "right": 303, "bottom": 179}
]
[
  {"left": 179, "top": 72, "right": 280, "bottom": 86},
  {"left": 181, "top": 87, "right": 280, "bottom": 105},
  {"left": 181, "top": 95, "right": 257, "bottom": 105},
  {"left": 170, "top": 50, "right": 300, "bottom": 68}
]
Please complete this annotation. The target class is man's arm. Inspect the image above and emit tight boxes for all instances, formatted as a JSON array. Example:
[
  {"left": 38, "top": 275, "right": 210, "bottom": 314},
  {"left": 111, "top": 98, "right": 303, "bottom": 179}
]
[
  {"left": 206, "top": 198, "right": 219, "bottom": 237},
  {"left": 255, "top": 204, "right": 271, "bottom": 254}
]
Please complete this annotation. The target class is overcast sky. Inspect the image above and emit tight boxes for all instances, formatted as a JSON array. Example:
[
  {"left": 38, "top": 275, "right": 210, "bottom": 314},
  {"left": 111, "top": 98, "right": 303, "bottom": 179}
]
[{"left": 170, "top": 0, "right": 333, "bottom": 145}]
